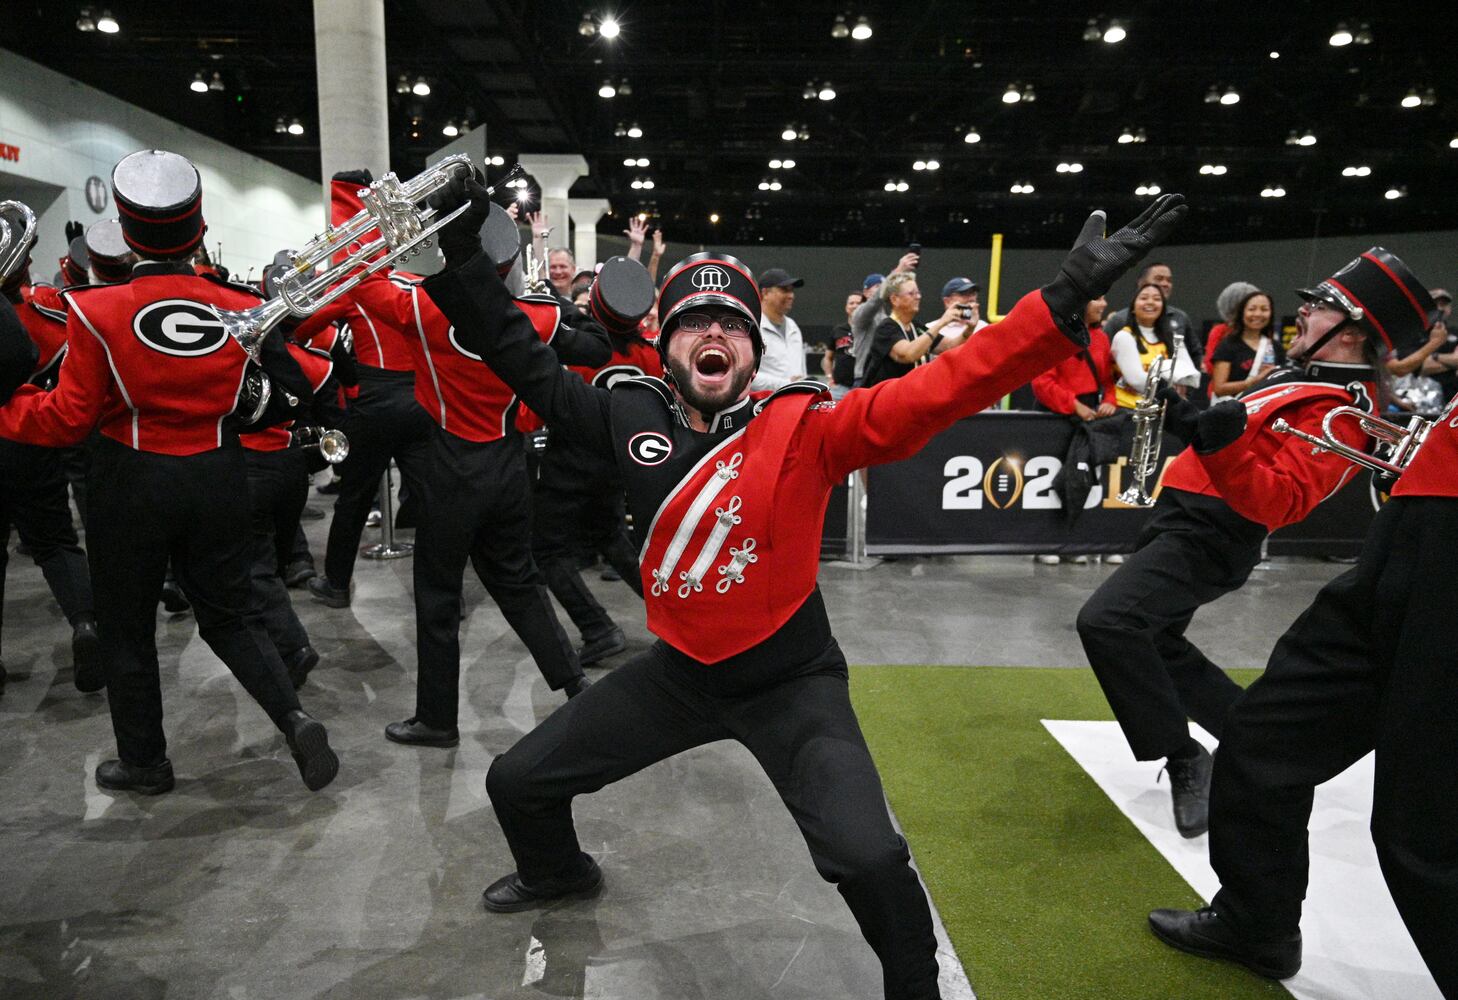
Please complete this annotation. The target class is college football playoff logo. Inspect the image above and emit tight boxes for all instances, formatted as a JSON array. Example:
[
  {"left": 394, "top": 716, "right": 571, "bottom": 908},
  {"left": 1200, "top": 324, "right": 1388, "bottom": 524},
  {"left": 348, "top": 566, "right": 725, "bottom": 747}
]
[
  {"left": 691, "top": 265, "right": 731, "bottom": 293},
  {"left": 627, "top": 431, "right": 673, "bottom": 466},
  {"left": 982, "top": 456, "right": 1025, "bottom": 509},
  {"left": 132, "top": 300, "right": 230, "bottom": 357}
]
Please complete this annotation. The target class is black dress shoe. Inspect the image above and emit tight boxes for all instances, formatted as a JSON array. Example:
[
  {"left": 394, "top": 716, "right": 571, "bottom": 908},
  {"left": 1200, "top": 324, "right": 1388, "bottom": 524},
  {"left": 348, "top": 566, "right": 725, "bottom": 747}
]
[
  {"left": 1148, "top": 907, "right": 1301, "bottom": 979},
  {"left": 564, "top": 676, "right": 593, "bottom": 699},
  {"left": 71, "top": 620, "right": 106, "bottom": 693},
  {"left": 159, "top": 580, "right": 191, "bottom": 614},
  {"left": 284, "top": 646, "right": 320, "bottom": 690},
  {"left": 1163, "top": 744, "right": 1213, "bottom": 838},
  {"left": 599, "top": 566, "right": 622, "bottom": 582},
  {"left": 385, "top": 717, "right": 459, "bottom": 748},
  {"left": 577, "top": 626, "right": 626, "bottom": 667},
  {"left": 299, "top": 505, "right": 325, "bottom": 522},
  {"left": 284, "top": 559, "right": 317, "bottom": 587},
  {"left": 316, "top": 477, "right": 342, "bottom": 495},
  {"left": 307, "top": 576, "right": 351, "bottom": 608},
  {"left": 96, "top": 758, "right": 175, "bottom": 796},
  {"left": 482, "top": 856, "right": 603, "bottom": 913},
  {"left": 283, "top": 710, "right": 339, "bottom": 791}
]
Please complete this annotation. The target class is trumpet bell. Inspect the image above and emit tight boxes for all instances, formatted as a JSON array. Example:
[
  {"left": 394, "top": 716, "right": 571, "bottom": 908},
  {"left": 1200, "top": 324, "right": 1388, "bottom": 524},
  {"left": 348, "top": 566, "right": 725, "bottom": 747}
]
[{"left": 317, "top": 428, "right": 350, "bottom": 464}]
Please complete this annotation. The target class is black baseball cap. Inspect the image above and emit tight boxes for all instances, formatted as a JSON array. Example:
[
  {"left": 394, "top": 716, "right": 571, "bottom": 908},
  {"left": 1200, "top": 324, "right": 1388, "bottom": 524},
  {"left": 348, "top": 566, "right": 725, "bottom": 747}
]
[{"left": 757, "top": 267, "right": 803, "bottom": 290}]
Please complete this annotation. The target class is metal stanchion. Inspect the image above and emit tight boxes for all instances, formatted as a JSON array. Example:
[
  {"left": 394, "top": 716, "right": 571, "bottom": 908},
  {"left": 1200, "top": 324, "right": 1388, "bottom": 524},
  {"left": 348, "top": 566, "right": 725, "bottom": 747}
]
[
  {"left": 362, "top": 465, "right": 414, "bottom": 560},
  {"left": 847, "top": 470, "right": 864, "bottom": 564}
]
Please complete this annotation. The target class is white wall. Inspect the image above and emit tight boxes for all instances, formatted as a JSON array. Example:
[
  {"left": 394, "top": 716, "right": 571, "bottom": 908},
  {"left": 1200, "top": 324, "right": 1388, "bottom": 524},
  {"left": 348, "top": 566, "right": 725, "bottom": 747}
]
[{"left": 0, "top": 48, "right": 324, "bottom": 283}]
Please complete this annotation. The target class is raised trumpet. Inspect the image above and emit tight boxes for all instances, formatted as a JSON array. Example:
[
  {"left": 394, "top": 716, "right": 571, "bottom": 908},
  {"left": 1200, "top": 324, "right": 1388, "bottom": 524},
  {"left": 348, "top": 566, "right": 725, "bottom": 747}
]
[
  {"left": 213, "top": 157, "right": 527, "bottom": 360},
  {"left": 1272, "top": 405, "right": 1432, "bottom": 478},
  {"left": 0, "top": 200, "right": 38, "bottom": 282},
  {"left": 1118, "top": 331, "right": 1185, "bottom": 507},
  {"left": 290, "top": 425, "right": 350, "bottom": 464}
]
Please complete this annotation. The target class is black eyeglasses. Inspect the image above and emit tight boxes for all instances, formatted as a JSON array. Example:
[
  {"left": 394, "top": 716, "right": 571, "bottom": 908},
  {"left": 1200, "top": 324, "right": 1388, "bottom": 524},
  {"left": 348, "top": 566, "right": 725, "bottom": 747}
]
[{"left": 677, "top": 312, "right": 755, "bottom": 338}]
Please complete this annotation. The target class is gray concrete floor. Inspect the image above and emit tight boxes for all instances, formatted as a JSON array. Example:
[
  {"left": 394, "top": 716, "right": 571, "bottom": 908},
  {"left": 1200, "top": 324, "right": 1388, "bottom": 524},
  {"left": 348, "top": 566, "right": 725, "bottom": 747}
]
[{"left": 0, "top": 501, "right": 1349, "bottom": 1000}]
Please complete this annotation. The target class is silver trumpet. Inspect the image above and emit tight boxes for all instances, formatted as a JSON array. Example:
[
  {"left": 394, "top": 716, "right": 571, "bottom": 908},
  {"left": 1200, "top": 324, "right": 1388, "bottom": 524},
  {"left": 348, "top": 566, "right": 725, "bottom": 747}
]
[
  {"left": 0, "top": 200, "right": 38, "bottom": 281},
  {"left": 213, "top": 154, "right": 520, "bottom": 360},
  {"left": 291, "top": 425, "right": 351, "bottom": 464},
  {"left": 1118, "top": 330, "right": 1185, "bottom": 507},
  {"left": 1272, "top": 406, "right": 1432, "bottom": 478}
]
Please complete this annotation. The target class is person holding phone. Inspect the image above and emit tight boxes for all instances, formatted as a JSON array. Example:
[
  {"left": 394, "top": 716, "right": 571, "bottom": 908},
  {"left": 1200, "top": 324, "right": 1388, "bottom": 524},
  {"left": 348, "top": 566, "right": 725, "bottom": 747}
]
[{"left": 932, "top": 277, "right": 989, "bottom": 350}]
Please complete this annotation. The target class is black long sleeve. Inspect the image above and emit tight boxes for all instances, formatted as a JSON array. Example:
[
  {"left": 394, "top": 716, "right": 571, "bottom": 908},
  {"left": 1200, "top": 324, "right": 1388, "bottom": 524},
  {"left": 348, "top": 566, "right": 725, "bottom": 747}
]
[
  {"left": 422, "top": 251, "right": 614, "bottom": 455},
  {"left": 0, "top": 297, "right": 37, "bottom": 405},
  {"left": 550, "top": 312, "right": 613, "bottom": 368}
]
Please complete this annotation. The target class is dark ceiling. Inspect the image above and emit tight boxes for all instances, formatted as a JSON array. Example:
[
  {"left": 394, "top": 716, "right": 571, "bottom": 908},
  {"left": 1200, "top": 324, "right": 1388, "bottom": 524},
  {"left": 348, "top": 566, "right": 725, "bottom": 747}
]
[{"left": 13, "top": 2, "right": 1458, "bottom": 248}]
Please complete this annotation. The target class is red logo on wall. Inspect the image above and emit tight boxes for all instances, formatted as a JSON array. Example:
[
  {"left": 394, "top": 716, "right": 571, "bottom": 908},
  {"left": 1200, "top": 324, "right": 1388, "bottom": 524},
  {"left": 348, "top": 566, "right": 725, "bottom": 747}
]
[{"left": 0, "top": 143, "right": 19, "bottom": 163}]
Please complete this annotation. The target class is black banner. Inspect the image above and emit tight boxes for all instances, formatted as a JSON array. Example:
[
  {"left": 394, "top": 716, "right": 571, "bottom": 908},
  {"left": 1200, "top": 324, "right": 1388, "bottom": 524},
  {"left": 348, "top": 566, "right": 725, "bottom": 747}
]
[{"left": 860, "top": 412, "right": 1375, "bottom": 557}]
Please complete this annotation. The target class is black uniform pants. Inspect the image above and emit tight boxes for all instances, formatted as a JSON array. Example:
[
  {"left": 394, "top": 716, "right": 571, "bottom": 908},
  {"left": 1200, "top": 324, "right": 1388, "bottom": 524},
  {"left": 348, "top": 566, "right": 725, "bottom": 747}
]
[
  {"left": 1077, "top": 490, "right": 1266, "bottom": 760},
  {"left": 413, "top": 426, "right": 581, "bottom": 729},
  {"left": 245, "top": 448, "right": 310, "bottom": 659},
  {"left": 88, "top": 439, "right": 301, "bottom": 766},
  {"left": 322, "top": 371, "right": 432, "bottom": 588},
  {"left": 1209, "top": 496, "right": 1458, "bottom": 995},
  {"left": 0, "top": 440, "right": 94, "bottom": 653},
  {"left": 485, "top": 606, "right": 940, "bottom": 1000},
  {"left": 532, "top": 474, "right": 643, "bottom": 643}
]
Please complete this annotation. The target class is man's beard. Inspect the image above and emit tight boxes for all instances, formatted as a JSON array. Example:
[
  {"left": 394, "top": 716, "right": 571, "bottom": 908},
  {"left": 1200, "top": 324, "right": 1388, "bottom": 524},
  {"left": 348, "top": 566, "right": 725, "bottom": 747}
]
[{"left": 666, "top": 355, "right": 754, "bottom": 416}]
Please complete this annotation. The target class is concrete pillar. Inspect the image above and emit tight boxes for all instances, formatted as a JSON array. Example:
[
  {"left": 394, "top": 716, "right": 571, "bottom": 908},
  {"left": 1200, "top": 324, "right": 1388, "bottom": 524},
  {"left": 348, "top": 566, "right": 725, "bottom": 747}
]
[
  {"left": 567, "top": 197, "right": 612, "bottom": 268},
  {"left": 517, "top": 153, "right": 587, "bottom": 265},
  {"left": 313, "top": 0, "right": 390, "bottom": 212}
]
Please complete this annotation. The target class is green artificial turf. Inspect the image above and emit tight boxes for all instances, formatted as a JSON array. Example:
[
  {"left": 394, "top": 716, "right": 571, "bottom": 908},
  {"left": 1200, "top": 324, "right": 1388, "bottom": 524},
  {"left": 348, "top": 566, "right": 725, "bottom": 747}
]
[{"left": 850, "top": 665, "right": 1288, "bottom": 1000}]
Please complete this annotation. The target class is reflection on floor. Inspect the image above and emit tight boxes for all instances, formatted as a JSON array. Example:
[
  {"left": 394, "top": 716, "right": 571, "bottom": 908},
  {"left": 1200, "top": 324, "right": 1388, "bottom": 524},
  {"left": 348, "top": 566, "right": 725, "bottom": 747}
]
[{"left": 0, "top": 509, "right": 1359, "bottom": 999}]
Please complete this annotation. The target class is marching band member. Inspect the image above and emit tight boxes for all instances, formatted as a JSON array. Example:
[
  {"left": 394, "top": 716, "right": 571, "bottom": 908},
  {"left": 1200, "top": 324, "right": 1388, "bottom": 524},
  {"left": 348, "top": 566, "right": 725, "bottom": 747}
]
[
  {"left": 1077, "top": 249, "right": 1434, "bottom": 838},
  {"left": 1150, "top": 264, "right": 1454, "bottom": 995},
  {"left": 0, "top": 149, "right": 338, "bottom": 795},
  {"left": 418, "top": 172, "right": 1185, "bottom": 1000}
]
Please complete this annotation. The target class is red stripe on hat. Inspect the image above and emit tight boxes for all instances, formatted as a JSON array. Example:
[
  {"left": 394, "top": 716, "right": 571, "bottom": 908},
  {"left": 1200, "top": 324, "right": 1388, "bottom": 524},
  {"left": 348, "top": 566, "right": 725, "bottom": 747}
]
[
  {"left": 1327, "top": 278, "right": 1392, "bottom": 350},
  {"left": 1361, "top": 252, "right": 1430, "bottom": 328},
  {"left": 115, "top": 198, "right": 202, "bottom": 225}
]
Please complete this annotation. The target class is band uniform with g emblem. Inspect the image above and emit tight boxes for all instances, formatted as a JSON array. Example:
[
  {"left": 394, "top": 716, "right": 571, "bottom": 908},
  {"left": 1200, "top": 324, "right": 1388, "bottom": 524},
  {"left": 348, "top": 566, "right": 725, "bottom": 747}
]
[
  {"left": 0, "top": 214, "right": 101, "bottom": 696},
  {"left": 343, "top": 199, "right": 608, "bottom": 747},
  {"left": 1076, "top": 247, "right": 1436, "bottom": 843},
  {"left": 0, "top": 149, "right": 339, "bottom": 796}
]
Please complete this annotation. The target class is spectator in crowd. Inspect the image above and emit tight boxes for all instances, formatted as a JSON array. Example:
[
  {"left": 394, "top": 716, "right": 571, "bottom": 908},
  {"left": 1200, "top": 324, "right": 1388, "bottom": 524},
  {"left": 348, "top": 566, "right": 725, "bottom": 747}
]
[
  {"left": 751, "top": 268, "right": 806, "bottom": 391},
  {"left": 824, "top": 290, "right": 863, "bottom": 401},
  {"left": 547, "top": 246, "right": 576, "bottom": 298},
  {"left": 1209, "top": 290, "right": 1283, "bottom": 398},
  {"left": 850, "top": 252, "right": 920, "bottom": 384},
  {"left": 1385, "top": 315, "right": 1448, "bottom": 378},
  {"left": 1202, "top": 280, "right": 1260, "bottom": 372},
  {"left": 930, "top": 277, "right": 990, "bottom": 351},
  {"left": 1110, "top": 283, "right": 1200, "bottom": 409},
  {"left": 624, "top": 218, "right": 668, "bottom": 285},
  {"left": 860, "top": 273, "right": 964, "bottom": 388},
  {"left": 1104, "top": 261, "right": 1200, "bottom": 362},
  {"left": 1032, "top": 295, "right": 1116, "bottom": 420},
  {"left": 1420, "top": 288, "right": 1458, "bottom": 401}
]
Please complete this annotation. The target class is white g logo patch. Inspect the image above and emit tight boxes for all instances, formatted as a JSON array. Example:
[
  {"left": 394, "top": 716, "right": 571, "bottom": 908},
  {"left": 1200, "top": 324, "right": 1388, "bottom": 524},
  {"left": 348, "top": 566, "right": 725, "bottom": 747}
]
[
  {"left": 132, "top": 300, "right": 230, "bottom": 357},
  {"left": 628, "top": 431, "right": 673, "bottom": 466}
]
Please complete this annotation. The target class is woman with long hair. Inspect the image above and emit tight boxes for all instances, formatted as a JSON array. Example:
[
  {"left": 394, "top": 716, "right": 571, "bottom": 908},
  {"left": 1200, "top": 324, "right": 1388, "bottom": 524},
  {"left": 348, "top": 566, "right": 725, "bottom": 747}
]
[
  {"left": 1210, "top": 290, "right": 1284, "bottom": 398},
  {"left": 1110, "top": 283, "right": 1198, "bottom": 409}
]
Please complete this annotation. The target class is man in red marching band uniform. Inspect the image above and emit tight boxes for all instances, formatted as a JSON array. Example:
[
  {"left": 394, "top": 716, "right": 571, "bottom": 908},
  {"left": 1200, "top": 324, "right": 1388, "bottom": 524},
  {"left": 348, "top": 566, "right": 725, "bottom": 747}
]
[
  {"left": 415, "top": 170, "right": 1186, "bottom": 999},
  {"left": 1077, "top": 249, "right": 1433, "bottom": 840},
  {"left": 0, "top": 149, "right": 338, "bottom": 795},
  {"left": 1149, "top": 254, "right": 1456, "bottom": 995}
]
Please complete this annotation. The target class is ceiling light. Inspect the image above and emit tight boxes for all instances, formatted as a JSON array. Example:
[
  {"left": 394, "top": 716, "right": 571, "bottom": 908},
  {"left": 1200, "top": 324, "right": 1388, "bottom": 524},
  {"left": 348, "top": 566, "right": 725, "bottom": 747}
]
[
  {"left": 617, "top": 80, "right": 632, "bottom": 96},
  {"left": 797, "top": 126, "right": 810, "bottom": 141},
  {"left": 781, "top": 158, "right": 795, "bottom": 169},
  {"left": 96, "top": 9, "right": 118, "bottom": 33},
  {"left": 963, "top": 128, "right": 981, "bottom": 143},
  {"left": 851, "top": 16, "right": 873, "bottom": 40},
  {"left": 488, "top": 155, "right": 505, "bottom": 166},
  {"left": 442, "top": 121, "right": 459, "bottom": 137},
  {"left": 614, "top": 122, "right": 627, "bottom": 137},
  {"left": 626, "top": 123, "right": 643, "bottom": 138},
  {"left": 1199, "top": 163, "right": 1227, "bottom": 175},
  {"left": 287, "top": 118, "right": 304, "bottom": 136},
  {"left": 1329, "top": 23, "right": 1353, "bottom": 47},
  {"left": 599, "top": 80, "right": 617, "bottom": 99},
  {"left": 1010, "top": 183, "right": 1035, "bottom": 194},
  {"left": 709, "top": 213, "right": 720, "bottom": 224},
  {"left": 1134, "top": 183, "right": 1161, "bottom": 196},
  {"left": 769, "top": 158, "right": 783, "bottom": 169},
  {"left": 623, "top": 157, "right": 636, "bottom": 166},
  {"left": 1298, "top": 130, "right": 1317, "bottom": 146},
  {"left": 913, "top": 160, "right": 926, "bottom": 171},
  {"left": 818, "top": 83, "right": 837, "bottom": 101},
  {"left": 632, "top": 179, "right": 643, "bottom": 190},
  {"left": 883, "top": 181, "right": 895, "bottom": 192},
  {"left": 831, "top": 14, "right": 849, "bottom": 39},
  {"left": 1269, "top": 51, "right": 1280, "bottom": 59},
  {"left": 1083, "top": 19, "right": 1102, "bottom": 42},
  {"left": 190, "top": 72, "right": 208, "bottom": 94},
  {"left": 395, "top": 75, "right": 411, "bottom": 95},
  {"left": 803, "top": 81, "right": 817, "bottom": 100},
  {"left": 636, "top": 157, "right": 649, "bottom": 167},
  {"left": 1102, "top": 20, "right": 1126, "bottom": 43},
  {"left": 1421, "top": 88, "right": 1437, "bottom": 107},
  {"left": 760, "top": 180, "right": 772, "bottom": 192},
  {"left": 1021, "top": 84, "right": 1036, "bottom": 103},
  {"left": 1002, "top": 83, "right": 1022, "bottom": 104},
  {"left": 516, "top": 188, "right": 530, "bottom": 202},
  {"left": 578, "top": 13, "right": 597, "bottom": 36},
  {"left": 1354, "top": 24, "right": 1372, "bottom": 45},
  {"left": 1385, "top": 186, "right": 1407, "bottom": 200},
  {"left": 1450, "top": 135, "right": 1458, "bottom": 148},
  {"left": 208, "top": 71, "right": 224, "bottom": 92},
  {"left": 273, "top": 117, "right": 287, "bottom": 134},
  {"left": 1204, "top": 85, "right": 1221, "bottom": 104},
  {"left": 924, "top": 159, "right": 939, "bottom": 171},
  {"left": 896, "top": 181, "right": 908, "bottom": 192},
  {"left": 1220, "top": 86, "right": 1240, "bottom": 105},
  {"left": 1401, "top": 88, "right": 1421, "bottom": 109},
  {"left": 1341, "top": 165, "right": 1372, "bottom": 177},
  {"left": 599, "top": 16, "right": 621, "bottom": 39},
  {"left": 76, "top": 8, "right": 96, "bottom": 31},
  {"left": 1117, "top": 127, "right": 1136, "bottom": 144},
  {"left": 770, "top": 180, "right": 782, "bottom": 191},
  {"left": 412, "top": 76, "right": 430, "bottom": 97},
  {"left": 1260, "top": 186, "right": 1286, "bottom": 198},
  {"left": 1055, "top": 161, "right": 1083, "bottom": 173},
  {"left": 782, "top": 125, "right": 798, "bottom": 141}
]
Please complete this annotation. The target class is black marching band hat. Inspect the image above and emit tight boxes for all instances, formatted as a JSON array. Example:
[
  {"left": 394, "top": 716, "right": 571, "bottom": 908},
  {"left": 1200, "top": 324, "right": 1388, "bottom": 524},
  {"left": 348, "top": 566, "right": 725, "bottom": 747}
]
[
  {"left": 261, "top": 248, "right": 295, "bottom": 300},
  {"left": 656, "top": 251, "right": 762, "bottom": 356},
  {"left": 85, "top": 218, "right": 135, "bottom": 283},
  {"left": 112, "top": 149, "right": 205, "bottom": 260},
  {"left": 587, "top": 256, "right": 656, "bottom": 336},
  {"left": 480, "top": 203, "right": 521, "bottom": 277},
  {"left": 61, "top": 235, "right": 90, "bottom": 286},
  {"left": 1298, "top": 247, "right": 1437, "bottom": 355}
]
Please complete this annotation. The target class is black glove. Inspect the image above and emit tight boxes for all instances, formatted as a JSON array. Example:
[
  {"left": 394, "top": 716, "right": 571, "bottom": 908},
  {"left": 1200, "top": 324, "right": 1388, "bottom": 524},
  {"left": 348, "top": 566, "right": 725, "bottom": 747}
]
[
  {"left": 428, "top": 168, "right": 492, "bottom": 270},
  {"left": 64, "top": 220, "right": 84, "bottom": 244},
  {"left": 1156, "top": 386, "right": 1200, "bottom": 446},
  {"left": 1194, "top": 399, "right": 1247, "bottom": 454},
  {"left": 1042, "top": 194, "right": 1188, "bottom": 338},
  {"left": 332, "top": 168, "right": 373, "bottom": 187}
]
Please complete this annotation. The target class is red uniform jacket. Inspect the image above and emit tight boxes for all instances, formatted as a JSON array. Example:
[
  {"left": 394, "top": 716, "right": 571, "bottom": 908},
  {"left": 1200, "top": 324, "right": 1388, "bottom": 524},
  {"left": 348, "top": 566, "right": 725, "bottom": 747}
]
[
  {"left": 17, "top": 283, "right": 69, "bottom": 382},
  {"left": 0, "top": 263, "right": 275, "bottom": 455},
  {"left": 240, "top": 343, "right": 335, "bottom": 452},
  {"left": 1161, "top": 365, "right": 1377, "bottom": 531},
  {"left": 1030, "top": 325, "right": 1115, "bottom": 414},
  {"left": 1391, "top": 394, "right": 1458, "bottom": 498}
]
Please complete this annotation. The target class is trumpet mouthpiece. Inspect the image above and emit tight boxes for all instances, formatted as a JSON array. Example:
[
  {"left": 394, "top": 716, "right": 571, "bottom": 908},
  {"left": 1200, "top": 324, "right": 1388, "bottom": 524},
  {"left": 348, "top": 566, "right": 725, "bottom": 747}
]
[{"left": 1272, "top": 418, "right": 1291, "bottom": 432}]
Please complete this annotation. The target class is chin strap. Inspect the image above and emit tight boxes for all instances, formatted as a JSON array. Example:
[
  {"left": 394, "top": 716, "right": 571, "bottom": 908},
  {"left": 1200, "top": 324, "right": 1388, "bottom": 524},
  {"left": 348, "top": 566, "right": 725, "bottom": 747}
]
[{"left": 1290, "top": 319, "right": 1355, "bottom": 367}]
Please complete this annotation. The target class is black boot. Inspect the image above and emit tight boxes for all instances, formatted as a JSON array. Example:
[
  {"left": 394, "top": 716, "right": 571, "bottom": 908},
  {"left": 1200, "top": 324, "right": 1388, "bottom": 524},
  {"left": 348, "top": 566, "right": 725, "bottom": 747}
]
[
  {"left": 159, "top": 578, "right": 191, "bottom": 614},
  {"left": 284, "top": 559, "right": 317, "bottom": 587},
  {"left": 482, "top": 854, "right": 603, "bottom": 913},
  {"left": 384, "top": 717, "right": 460, "bottom": 748},
  {"left": 283, "top": 710, "right": 339, "bottom": 791},
  {"left": 96, "top": 757, "right": 175, "bottom": 796},
  {"left": 307, "top": 576, "right": 351, "bottom": 608},
  {"left": 1162, "top": 744, "right": 1213, "bottom": 838},
  {"left": 564, "top": 675, "right": 592, "bottom": 699},
  {"left": 1148, "top": 907, "right": 1301, "bottom": 979},
  {"left": 284, "top": 646, "right": 320, "bottom": 690},
  {"left": 71, "top": 619, "right": 105, "bottom": 693},
  {"left": 577, "top": 626, "right": 626, "bottom": 667}
]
